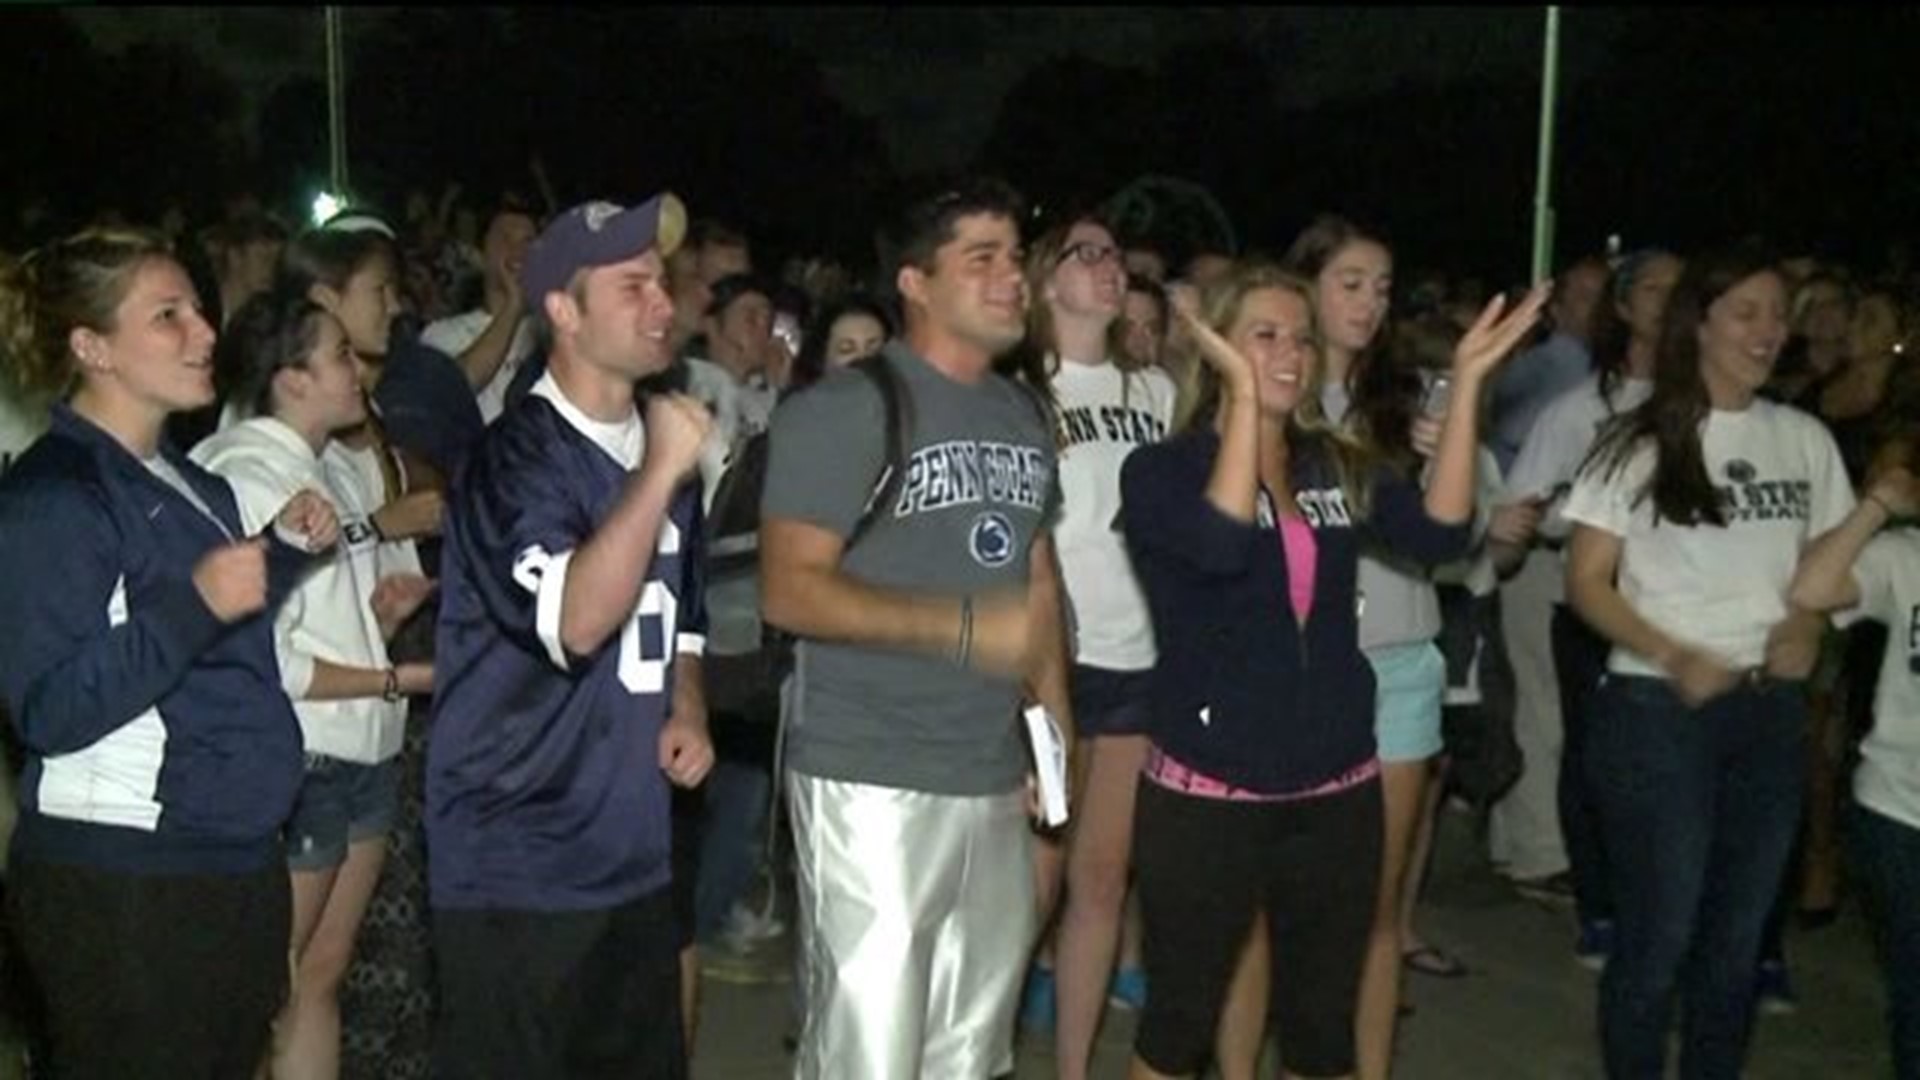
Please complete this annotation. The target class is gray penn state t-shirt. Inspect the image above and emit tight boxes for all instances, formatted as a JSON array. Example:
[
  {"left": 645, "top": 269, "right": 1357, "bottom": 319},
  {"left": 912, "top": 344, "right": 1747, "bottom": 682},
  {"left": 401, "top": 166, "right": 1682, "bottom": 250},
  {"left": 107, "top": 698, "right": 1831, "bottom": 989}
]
[{"left": 762, "top": 341, "right": 1057, "bottom": 796}]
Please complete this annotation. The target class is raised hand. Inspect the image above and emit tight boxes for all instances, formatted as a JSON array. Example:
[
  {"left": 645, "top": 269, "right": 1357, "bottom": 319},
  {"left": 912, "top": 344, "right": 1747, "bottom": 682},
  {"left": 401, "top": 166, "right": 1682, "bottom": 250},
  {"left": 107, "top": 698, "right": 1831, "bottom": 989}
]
[
  {"left": 1763, "top": 609, "right": 1825, "bottom": 682},
  {"left": 1452, "top": 282, "right": 1552, "bottom": 382},
  {"left": 373, "top": 490, "right": 446, "bottom": 542},
  {"left": 395, "top": 661, "right": 435, "bottom": 696},
  {"left": 277, "top": 489, "right": 339, "bottom": 553},
  {"left": 1866, "top": 465, "right": 1919, "bottom": 519},
  {"left": 658, "top": 713, "right": 714, "bottom": 789},
  {"left": 1489, "top": 499, "right": 1544, "bottom": 547},
  {"left": 193, "top": 539, "right": 269, "bottom": 624},
  {"left": 1170, "top": 286, "right": 1255, "bottom": 399},
  {"left": 371, "top": 573, "right": 437, "bottom": 639},
  {"left": 1410, "top": 415, "right": 1444, "bottom": 459},
  {"left": 1666, "top": 645, "right": 1741, "bottom": 708},
  {"left": 641, "top": 392, "right": 713, "bottom": 484}
]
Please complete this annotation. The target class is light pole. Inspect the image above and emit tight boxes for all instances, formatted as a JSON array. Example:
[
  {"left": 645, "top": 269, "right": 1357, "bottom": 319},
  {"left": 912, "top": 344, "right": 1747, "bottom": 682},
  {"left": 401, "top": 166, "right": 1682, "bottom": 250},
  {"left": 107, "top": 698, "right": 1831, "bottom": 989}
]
[
  {"left": 325, "top": 6, "right": 348, "bottom": 202},
  {"left": 1530, "top": 6, "right": 1561, "bottom": 283}
]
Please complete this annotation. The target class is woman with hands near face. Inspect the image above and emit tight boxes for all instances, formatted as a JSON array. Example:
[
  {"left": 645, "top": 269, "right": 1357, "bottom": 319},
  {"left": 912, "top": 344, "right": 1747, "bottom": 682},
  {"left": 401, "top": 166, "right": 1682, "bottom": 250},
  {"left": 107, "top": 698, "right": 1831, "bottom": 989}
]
[
  {"left": 192, "top": 288, "right": 434, "bottom": 1080},
  {"left": 1119, "top": 261, "right": 1540, "bottom": 1080},
  {"left": 0, "top": 229, "right": 337, "bottom": 1079}
]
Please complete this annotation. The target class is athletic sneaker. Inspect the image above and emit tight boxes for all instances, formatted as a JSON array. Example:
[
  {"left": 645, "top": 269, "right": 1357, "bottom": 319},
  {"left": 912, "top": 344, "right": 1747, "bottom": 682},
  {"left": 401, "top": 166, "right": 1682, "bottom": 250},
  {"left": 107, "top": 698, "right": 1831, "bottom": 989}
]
[
  {"left": 1511, "top": 870, "right": 1577, "bottom": 907},
  {"left": 1020, "top": 967, "right": 1057, "bottom": 1033},
  {"left": 1756, "top": 958, "right": 1799, "bottom": 1016},
  {"left": 1574, "top": 918, "right": 1614, "bottom": 973},
  {"left": 1108, "top": 966, "right": 1148, "bottom": 1011},
  {"left": 719, "top": 901, "right": 786, "bottom": 951}
]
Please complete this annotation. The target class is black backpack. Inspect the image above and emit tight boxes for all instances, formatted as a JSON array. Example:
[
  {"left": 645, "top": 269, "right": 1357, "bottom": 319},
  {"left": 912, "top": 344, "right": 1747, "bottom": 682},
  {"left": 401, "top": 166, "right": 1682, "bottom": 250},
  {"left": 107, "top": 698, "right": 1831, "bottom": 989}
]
[
  {"left": 701, "top": 356, "right": 912, "bottom": 705},
  {"left": 1436, "top": 581, "right": 1523, "bottom": 808}
]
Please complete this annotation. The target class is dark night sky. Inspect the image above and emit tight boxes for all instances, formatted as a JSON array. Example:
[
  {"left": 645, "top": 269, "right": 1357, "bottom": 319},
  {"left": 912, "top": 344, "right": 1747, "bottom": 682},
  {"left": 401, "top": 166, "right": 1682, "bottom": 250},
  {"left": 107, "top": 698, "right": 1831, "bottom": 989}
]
[
  {"left": 27, "top": 8, "right": 1917, "bottom": 277},
  {"left": 64, "top": 7, "right": 1623, "bottom": 170}
]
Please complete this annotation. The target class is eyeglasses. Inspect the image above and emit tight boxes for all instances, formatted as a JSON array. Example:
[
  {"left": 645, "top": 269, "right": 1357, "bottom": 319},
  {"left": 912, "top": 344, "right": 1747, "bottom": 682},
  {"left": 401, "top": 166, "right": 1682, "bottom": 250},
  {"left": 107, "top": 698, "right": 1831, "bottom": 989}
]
[{"left": 1056, "top": 241, "right": 1122, "bottom": 268}]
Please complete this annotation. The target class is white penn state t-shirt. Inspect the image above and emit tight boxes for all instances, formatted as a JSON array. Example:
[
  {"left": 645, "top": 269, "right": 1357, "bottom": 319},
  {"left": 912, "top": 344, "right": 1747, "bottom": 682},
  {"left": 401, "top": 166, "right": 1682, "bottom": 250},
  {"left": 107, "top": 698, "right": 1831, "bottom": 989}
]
[
  {"left": 1562, "top": 400, "right": 1853, "bottom": 677},
  {"left": 1836, "top": 530, "right": 1920, "bottom": 830},
  {"left": 1050, "top": 359, "right": 1176, "bottom": 671}
]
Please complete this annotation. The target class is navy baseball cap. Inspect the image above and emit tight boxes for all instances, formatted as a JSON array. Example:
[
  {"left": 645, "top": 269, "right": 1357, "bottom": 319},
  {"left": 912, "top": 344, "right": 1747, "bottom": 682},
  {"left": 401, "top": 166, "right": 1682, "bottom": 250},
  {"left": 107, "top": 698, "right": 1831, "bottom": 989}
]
[{"left": 520, "top": 193, "right": 687, "bottom": 303}]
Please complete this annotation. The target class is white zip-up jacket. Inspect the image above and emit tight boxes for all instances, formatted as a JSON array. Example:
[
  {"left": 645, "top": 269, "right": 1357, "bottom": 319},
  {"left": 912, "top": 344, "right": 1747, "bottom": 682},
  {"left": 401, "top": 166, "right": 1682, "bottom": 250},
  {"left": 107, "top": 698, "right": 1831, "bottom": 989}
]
[{"left": 192, "top": 417, "right": 413, "bottom": 764}]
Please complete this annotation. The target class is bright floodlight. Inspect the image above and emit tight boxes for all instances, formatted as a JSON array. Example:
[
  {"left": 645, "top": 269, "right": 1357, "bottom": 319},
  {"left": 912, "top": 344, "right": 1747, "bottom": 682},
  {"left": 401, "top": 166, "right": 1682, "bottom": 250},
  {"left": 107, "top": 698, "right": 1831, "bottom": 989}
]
[{"left": 311, "top": 191, "right": 345, "bottom": 227}]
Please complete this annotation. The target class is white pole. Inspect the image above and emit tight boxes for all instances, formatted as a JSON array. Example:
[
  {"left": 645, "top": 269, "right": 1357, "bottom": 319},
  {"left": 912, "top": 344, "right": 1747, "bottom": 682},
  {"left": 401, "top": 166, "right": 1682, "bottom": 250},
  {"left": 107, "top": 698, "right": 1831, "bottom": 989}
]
[
  {"left": 1530, "top": 6, "right": 1561, "bottom": 282},
  {"left": 325, "top": 7, "right": 347, "bottom": 197}
]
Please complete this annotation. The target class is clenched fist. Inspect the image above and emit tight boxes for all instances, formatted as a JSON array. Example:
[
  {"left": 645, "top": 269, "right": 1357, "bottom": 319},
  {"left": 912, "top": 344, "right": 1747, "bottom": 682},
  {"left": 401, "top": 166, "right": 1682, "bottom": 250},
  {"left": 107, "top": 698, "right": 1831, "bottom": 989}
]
[
  {"left": 277, "top": 489, "right": 340, "bottom": 552},
  {"left": 642, "top": 393, "right": 713, "bottom": 484},
  {"left": 193, "top": 540, "right": 269, "bottom": 624}
]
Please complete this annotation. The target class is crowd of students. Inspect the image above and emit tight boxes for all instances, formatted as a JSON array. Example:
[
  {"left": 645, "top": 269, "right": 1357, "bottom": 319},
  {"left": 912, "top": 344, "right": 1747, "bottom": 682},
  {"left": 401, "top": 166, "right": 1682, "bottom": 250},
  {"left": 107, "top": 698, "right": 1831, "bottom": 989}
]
[{"left": 0, "top": 174, "right": 1913, "bottom": 1080}]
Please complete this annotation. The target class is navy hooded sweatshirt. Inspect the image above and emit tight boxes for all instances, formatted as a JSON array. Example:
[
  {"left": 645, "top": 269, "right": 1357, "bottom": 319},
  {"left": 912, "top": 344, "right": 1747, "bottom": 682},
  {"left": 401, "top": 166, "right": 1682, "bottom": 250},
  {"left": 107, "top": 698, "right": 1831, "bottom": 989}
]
[{"left": 1120, "top": 427, "right": 1471, "bottom": 793}]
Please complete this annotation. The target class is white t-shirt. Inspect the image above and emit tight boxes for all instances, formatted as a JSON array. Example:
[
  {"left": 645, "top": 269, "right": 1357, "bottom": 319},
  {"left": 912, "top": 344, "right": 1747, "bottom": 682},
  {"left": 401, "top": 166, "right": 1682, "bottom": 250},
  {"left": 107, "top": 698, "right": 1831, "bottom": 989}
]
[
  {"left": 1837, "top": 530, "right": 1920, "bottom": 830},
  {"left": 1504, "top": 374, "right": 1654, "bottom": 540},
  {"left": 420, "top": 308, "right": 536, "bottom": 425},
  {"left": 190, "top": 418, "right": 415, "bottom": 764},
  {"left": 1050, "top": 359, "right": 1175, "bottom": 671},
  {"left": 682, "top": 357, "right": 778, "bottom": 657},
  {"left": 1500, "top": 375, "right": 1653, "bottom": 604},
  {"left": 1321, "top": 380, "right": 1442, "bottom": 650},
  {"left": 0, "top": 382, "right": 48, "bottom": 477},
  {"left": 684, "top": 356, "right": 778, "bottom": 515},
  {"left": 1562, "top": 400, "right": 1854, "bottom": 677}
]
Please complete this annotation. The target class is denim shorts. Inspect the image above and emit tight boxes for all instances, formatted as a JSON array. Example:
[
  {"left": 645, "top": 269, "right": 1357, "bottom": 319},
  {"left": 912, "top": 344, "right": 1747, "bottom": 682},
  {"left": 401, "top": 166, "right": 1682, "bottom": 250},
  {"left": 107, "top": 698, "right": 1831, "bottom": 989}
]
[
  {"left": 1369, "top": 641, "right": 1446, "bottom": 763},
  {"left": 1070, "top": 663, "right": 1154, "bottom": 738},
  {"left": 285, "top": 754, "right": 399, "bottom": 872}
]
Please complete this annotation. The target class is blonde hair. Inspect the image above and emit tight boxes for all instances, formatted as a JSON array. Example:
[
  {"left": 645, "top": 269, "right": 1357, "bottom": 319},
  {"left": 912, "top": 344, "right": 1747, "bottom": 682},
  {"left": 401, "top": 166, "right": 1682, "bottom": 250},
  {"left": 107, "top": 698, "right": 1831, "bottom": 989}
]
[
  {"left": 1175, "top": 260, "right": 1379, "bottom": 517},
  {"left": 0, "top": 228, "right": 176, "bottom": 397}
]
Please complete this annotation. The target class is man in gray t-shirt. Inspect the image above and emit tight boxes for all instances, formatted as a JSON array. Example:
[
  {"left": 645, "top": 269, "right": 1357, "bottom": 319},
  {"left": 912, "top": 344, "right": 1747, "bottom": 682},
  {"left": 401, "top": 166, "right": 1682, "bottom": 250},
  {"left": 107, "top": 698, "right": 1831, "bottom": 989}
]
[{"left": 761, "top": 178, "right": 1071, "bottom": 1079}]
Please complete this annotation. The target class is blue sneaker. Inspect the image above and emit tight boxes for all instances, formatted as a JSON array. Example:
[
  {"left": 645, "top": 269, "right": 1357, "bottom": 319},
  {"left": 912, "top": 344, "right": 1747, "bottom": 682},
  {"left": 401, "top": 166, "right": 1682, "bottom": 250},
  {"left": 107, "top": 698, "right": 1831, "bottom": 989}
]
[
  {"left": 1108, "top": 966, "right": 1148, "bottom": 1011},
  {"left": 1020, "top": 967, "right": 1057, "bottom": 1032},
  {"left": 1756, "top": 959, "right": 1798, "bottom": 1016},
  {"left": 1574, "top": 918, "right": 1614, "bottom": 973}
]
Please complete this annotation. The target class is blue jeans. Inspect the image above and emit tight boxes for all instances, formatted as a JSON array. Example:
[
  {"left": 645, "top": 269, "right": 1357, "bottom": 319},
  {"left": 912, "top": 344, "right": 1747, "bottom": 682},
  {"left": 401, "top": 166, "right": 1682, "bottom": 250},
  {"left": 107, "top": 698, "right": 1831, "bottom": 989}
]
[
  {"left": 1588, "top": 675, "right": 1806, "bottom": 1079},
  {"left": 694, "top": 759, "right": 772, "bottom": 942},
  {"left": 1850, "top": 801, "right": 1920, "bottom": 1079},
  {"left": 1553, "top": 604, "right": 1613, "bottom": 925}
]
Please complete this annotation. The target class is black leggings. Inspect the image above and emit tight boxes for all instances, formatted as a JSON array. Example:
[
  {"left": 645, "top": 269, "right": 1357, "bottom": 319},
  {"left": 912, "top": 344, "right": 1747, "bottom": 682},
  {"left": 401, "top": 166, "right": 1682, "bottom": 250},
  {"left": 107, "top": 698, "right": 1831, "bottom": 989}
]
[
  {"left": 10, "top": 857, "right": 289, "bottom": 1080},
  {"left": 1133, "top": 776, "right": 1384, "bottom": 1078}
]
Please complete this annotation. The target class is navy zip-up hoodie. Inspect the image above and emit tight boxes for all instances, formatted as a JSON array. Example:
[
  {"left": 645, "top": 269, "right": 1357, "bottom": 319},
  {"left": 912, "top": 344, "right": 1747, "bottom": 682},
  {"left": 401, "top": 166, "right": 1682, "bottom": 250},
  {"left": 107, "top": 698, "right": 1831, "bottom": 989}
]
[
  {"left": 0, "top": 405, "right": 311, "bottom": 875},
  {"left": 1120, "top": 428, "right": 1472, "bottom": 793}
]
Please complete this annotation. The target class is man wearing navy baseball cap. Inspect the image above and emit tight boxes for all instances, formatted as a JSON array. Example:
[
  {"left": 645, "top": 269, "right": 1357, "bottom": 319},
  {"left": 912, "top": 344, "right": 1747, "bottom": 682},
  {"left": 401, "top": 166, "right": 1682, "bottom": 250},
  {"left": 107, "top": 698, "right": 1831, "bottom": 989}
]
[{"left": 427, "top": 191, "right": 713, "bottom": 1079}]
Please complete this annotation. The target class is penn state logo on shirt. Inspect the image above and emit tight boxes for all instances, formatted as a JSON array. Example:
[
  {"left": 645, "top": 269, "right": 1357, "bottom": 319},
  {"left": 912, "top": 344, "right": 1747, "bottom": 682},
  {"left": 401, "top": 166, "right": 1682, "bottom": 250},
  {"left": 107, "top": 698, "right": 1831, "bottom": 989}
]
[
  {"left": 1725, "top": 459, "right": 1758, "bottom": 484},
  {"left": 969, "top": 511, "right": 1016, "bottom": 568}
]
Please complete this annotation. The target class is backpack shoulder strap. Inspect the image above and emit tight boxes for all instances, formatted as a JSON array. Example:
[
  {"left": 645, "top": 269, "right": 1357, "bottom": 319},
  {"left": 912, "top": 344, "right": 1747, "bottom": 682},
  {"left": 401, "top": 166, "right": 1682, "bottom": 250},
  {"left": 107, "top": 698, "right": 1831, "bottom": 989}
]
[{"left": 846, "top": 354, "right": 911, "bottom": 550}]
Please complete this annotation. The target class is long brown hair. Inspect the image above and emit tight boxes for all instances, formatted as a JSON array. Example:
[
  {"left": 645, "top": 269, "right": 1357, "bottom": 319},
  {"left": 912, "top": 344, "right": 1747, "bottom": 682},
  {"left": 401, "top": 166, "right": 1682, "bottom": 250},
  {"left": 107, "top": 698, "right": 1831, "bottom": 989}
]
[
  {"left": 1585, "top": 244, "right": 1782, "bottom": 526},
  {"left": 1282, "top": 214, "right": 1416, "bottom": 468}
]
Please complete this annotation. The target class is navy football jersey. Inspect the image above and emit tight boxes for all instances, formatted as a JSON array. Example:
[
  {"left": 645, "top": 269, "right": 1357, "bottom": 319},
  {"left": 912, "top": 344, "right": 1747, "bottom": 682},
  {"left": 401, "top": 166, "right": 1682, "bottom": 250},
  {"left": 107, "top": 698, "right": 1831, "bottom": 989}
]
[{"left": 427, "top": 376, "right": 705, "bottom": 911}]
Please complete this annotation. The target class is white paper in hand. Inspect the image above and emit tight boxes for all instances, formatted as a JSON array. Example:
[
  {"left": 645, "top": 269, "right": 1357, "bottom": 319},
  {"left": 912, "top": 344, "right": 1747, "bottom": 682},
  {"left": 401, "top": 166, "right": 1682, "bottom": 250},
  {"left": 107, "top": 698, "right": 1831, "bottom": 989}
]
[{"left": 1023, "top": 705, "right": 1070, "bottom": 827}]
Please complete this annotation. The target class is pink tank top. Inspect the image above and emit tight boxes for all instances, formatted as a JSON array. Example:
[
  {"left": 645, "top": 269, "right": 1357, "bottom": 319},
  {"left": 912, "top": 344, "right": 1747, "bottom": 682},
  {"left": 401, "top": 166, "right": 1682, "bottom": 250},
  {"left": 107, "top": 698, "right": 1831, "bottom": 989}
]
[
  {"left": 1279, "top": 516, "right": 1317, "bottom": 624},
  {"left": 1135, "top": 514, "right": 1364, "bottom": 803}
]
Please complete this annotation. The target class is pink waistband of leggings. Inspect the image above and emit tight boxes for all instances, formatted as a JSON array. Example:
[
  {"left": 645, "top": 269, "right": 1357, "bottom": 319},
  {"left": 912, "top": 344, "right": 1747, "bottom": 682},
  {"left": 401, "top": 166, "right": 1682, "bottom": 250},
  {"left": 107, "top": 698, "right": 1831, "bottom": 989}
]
[{"left": 1142, "top": 744, "right": 1381, "bottom": 803}]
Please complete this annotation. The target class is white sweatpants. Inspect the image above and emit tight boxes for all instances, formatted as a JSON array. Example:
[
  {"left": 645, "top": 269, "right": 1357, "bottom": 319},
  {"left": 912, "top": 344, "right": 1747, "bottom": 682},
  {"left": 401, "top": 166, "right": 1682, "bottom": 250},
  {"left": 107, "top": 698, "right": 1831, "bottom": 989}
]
[
  {"left": 1489, "top": 548, "right": 1571, "bottom": 879},
  {"left": 788, "top": 772, "right": 1036, "bottom": 1080}
]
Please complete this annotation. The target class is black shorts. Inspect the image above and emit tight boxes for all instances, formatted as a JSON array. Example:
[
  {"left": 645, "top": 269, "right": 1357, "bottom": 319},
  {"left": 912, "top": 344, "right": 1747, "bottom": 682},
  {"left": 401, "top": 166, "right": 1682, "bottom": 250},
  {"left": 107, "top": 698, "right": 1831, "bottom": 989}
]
[
  {"left": 1132, "top": 776, "right": 1384, "bottom": 1078},
  {"left": 1070, "top": 663, "right": 1154, "bottom": 738},
  {"left": 433, "top": 887, "right": 685, "bottom": 1080},
  {"left": 671, "top": 786, "right": 703, "bottom": 950},
  {"left": 9, "top": 856, "right": 289, "bottom": 1080}
]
